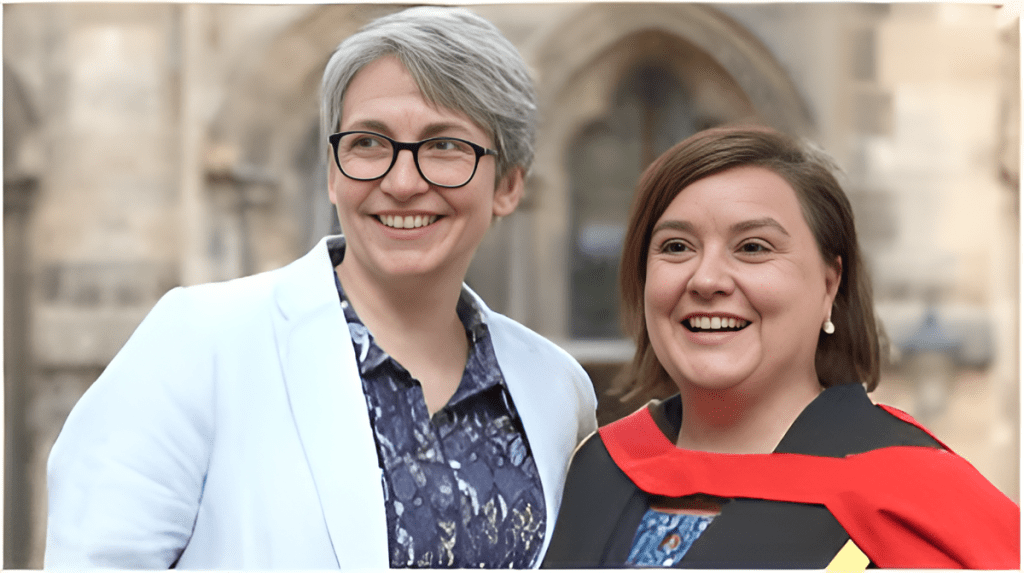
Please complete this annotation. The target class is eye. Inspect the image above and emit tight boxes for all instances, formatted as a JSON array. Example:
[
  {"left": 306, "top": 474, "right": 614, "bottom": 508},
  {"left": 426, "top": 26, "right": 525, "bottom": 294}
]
[
  {"left": 424, "top": 138, "right": 471, "bottom": 155},
  {"left": 349, "top": 134, "right": 387, "bottom": 149},
  {"left": 659, "top": 239, "right": 691, "bottom": 254},
  {"left": 428, "top": 139, "right": 456, "bottom": 151},
  {"left": 738, "top": 240, "right": 770, "bottom": 255}
]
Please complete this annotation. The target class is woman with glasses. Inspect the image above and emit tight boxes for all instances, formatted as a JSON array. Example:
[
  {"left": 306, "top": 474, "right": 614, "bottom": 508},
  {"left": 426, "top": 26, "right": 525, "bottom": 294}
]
[{"left": 45, "top": 7, "right": 597, "bottom": 569}]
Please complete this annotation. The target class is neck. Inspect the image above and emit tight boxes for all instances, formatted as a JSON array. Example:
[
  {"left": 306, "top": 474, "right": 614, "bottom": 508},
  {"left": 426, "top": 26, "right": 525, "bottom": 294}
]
[
  {"left": 335, "top": 259, "right": 470, "bottom": 415},
  {"left": 675, "top": 377, "right": 822, "bottom": 454},
  {"left": 336, "top": 258, "right": 465, "bottom": 331}
]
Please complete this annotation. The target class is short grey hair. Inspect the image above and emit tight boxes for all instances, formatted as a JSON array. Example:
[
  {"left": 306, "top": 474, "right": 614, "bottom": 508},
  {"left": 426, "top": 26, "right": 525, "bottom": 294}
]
[{"left": 320, "top": 6, "right": 538, "bottom": 180}]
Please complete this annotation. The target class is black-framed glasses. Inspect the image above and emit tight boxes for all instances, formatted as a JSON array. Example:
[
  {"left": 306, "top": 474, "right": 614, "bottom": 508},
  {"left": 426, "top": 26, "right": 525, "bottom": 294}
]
[{"left": 328, "top": 131, "right": 498, "bottom": 189}]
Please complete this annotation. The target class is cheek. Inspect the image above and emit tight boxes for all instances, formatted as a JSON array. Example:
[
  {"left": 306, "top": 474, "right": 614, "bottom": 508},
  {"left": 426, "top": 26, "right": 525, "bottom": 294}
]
[
  {"left": 740, "top": 276, "right": 784, "bottom": 314},
  {"left": 330, "top": 188, "right": 351, "bottom": 215},
  {"left": 328, "top": 179, "right": 370, "bottom": 216},
  {"left": 327, "top": 164, "right": 343, "bottom": 206},
  {"left": 642, "top": 291, "right": 658, "bottom": 333},
  {"left": 642, "top": 292, "right": 669, "bottom": 362},
  {"left": 643, "top": 263, "right": 685, "bottom": 319},
  {"left": 742, "top": 266, "right": 823, "bottom": 324}
]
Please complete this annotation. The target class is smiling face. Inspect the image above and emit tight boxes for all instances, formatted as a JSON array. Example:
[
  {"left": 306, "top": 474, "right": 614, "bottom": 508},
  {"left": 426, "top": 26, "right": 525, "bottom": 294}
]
[
  {"left": 328, "top": 56, "right": 522, "bottom": 287},
  {"left": 644, "top": 165, "right": 840, "bottom": 400}
]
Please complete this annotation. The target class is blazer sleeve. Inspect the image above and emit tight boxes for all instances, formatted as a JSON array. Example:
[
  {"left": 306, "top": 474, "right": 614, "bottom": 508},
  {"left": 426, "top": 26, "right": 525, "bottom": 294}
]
[{"left": 45, "top": 287, "right": 216, "bottom": 568}]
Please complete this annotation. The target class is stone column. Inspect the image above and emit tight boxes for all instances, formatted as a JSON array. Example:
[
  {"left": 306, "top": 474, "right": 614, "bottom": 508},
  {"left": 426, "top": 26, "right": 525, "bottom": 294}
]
[{"left": 4, "top": 174, "right": 38, "bottom": 569}]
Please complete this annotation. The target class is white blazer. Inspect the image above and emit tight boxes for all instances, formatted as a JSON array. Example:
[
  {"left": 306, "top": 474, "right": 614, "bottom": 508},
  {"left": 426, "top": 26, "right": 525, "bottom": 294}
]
[{"left": 45, "top": 236, "right": 597, "bottom": 569}]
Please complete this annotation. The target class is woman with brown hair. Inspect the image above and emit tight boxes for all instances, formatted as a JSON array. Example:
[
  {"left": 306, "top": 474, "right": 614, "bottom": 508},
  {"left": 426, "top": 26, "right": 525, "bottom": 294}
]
[{"left": 542, "top": 126, "right": 1018, "bottom": 569}]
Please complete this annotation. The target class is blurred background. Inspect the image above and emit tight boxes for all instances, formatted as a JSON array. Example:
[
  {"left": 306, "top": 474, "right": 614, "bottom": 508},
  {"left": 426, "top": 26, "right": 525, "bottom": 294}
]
[{"left": 3, "top": 2, "right": 1019, "bottom": 568}]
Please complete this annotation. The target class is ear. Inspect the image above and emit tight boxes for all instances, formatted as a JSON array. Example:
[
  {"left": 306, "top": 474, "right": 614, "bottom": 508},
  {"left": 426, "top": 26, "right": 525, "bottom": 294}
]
[
  {"left": 492, "top": 166, "right": 524, "bottom": 217},
  {"left": 824, "top": 255, "right": 842, "bottom": 309},
  {"left": 327, "top": 149, "right": 341, "bottom": 206}
]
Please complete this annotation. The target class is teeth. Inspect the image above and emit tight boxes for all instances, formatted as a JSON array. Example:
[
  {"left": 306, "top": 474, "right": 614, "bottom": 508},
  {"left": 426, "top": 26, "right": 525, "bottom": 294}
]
[
  {"left": 688, "top": 316, "right": 748, "bottom": 331},
  {"left": 380, "top": 215, "right": 438, "bottom": 229}
]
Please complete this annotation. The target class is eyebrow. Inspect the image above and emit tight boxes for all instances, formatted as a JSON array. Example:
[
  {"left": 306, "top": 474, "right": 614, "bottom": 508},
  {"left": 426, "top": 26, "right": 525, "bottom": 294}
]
[
  {"left": 650, "top": 217, "right": 790, "bottom": 237},
  {"left": 346, "top": 120, "right": 472, "bottom": 140},
  {"left": 650, "top": 220, "right": 696, "bottom": 235},
  {"left": 348, "top": 119, "right": 390, "bottom": 134},
  {"left": 731, "top": 217, "right": 790, "bottom": 237}
]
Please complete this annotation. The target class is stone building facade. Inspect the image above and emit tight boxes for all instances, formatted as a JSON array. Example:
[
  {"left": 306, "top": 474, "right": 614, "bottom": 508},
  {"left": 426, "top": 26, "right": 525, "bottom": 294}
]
[{"left": 4, "top": 3, "right": 1019, "bottom": 567}]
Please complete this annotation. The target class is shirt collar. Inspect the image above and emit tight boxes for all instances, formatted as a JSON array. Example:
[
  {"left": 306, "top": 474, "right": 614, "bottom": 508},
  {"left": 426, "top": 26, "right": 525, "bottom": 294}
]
[{"left": 328, "top": 236, "right": 501, "bottom": 400}]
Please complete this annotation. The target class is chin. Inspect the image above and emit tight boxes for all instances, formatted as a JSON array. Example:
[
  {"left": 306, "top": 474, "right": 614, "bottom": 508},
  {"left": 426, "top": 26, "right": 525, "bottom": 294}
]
[
  {"left": 668, "top": 357, "right": 757, "bottom": 392},
  {"left": 677, "top": 375, "right": 748, "bottom": 395},
  {"left": 676, "top": 363, "right": 772, "bottom": 397}
]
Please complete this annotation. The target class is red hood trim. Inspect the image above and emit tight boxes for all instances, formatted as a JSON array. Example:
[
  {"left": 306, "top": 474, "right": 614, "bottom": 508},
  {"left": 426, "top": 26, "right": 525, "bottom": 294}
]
[{"left": 599, "top": 406, "right": 1019, "bottom": 569}]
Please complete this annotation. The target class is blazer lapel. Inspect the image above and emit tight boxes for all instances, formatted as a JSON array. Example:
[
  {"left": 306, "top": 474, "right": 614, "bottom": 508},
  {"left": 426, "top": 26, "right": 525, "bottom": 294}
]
[
  {"left": 472, "top": 289, "right": 569, "bottom": 557},
  {"left": 272, "top": 237, "right": 389, "bottom": 568}
]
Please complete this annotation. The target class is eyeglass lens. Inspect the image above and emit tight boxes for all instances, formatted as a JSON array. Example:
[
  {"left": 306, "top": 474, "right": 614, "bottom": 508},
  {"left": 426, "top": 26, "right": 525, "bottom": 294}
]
[{"left": 335, "top": 132, "right": 480, "bottom": 187}]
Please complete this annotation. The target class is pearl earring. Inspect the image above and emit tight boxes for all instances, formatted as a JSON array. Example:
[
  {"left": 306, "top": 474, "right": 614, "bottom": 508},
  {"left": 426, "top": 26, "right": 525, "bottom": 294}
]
[{"left": 823, "top": 318, "right": 835, "bottom": 334}]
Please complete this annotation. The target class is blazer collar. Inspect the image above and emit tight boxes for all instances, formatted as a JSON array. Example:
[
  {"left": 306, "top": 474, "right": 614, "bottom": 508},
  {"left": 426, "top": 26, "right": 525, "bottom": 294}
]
[{"left": 273, "top": 235, "right": 346, "bottom": 323}]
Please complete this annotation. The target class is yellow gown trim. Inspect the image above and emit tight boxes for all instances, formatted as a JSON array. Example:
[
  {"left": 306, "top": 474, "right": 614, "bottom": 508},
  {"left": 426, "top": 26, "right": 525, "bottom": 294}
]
[{"left": 826, "top": 539, "right": 870, "bottom": 573}]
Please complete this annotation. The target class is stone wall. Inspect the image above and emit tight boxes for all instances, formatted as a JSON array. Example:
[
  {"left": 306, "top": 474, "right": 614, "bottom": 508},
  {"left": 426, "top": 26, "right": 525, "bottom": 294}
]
[{"left": 4, "top": 3, "right": 1018, "bottom": 567}]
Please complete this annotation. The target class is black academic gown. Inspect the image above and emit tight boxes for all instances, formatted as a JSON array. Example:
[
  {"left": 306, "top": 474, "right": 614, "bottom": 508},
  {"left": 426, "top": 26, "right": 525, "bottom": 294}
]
[{"left": 541, "top": 383, "right": 1016, "bottom": 569}]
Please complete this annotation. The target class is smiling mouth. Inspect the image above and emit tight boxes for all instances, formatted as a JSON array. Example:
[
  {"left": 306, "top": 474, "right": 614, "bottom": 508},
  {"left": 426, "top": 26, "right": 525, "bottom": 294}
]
[
  {"left": 376, "top": 214, "right": 440, "bottom": 229},
  {"left": 685, "top": 316, "right": 749, "bottom": 333}
]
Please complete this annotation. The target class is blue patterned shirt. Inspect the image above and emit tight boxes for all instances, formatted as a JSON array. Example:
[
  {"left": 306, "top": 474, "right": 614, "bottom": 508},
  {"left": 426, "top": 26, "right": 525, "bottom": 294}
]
[
  {"left": 329, "top": 240, "right": 546, "bottom": 568},
  {"left": 627, "top": 508, "right": 714, "bottom": 567}
]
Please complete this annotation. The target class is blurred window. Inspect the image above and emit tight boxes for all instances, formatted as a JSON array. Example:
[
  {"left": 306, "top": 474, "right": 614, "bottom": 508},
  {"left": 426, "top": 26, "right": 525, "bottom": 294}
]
[{"left": 568, "top": 64, "right": 708, "bottom": 338}]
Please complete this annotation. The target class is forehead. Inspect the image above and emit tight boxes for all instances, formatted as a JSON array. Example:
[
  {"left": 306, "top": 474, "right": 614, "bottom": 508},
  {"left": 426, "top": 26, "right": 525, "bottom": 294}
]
[
  {"left": 340, "top": 56, "right": 485, "bottom": 139},
  {"left": 657, "top": 166, "right": 808, "bottom": 230}
]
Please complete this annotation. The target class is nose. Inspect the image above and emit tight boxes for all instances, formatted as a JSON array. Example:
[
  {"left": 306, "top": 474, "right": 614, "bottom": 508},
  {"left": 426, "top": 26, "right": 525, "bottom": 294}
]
[
  {"left": 379, "top": 148, "right": 430, "bottom": 200},
  {"left": 688, "top": 250, "right": 735, "bottom": 299}
]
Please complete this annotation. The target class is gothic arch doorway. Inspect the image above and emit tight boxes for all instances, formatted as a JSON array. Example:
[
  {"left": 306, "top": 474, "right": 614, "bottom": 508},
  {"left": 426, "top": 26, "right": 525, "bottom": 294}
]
[
  {"left": 566, "top": 32, "right": 758, "bottom": 338},
  {"left": 524, "top": 3, "right": 813, "bottom": 421},
  {"left": 528, "top": 3, "right": 813, "bottom": 342}
]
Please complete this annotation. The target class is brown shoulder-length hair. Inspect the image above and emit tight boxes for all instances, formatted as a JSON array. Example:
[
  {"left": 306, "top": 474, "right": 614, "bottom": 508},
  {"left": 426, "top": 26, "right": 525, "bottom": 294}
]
[{"left": 618, "top": 125, "right": 881, "bottom": 399}]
